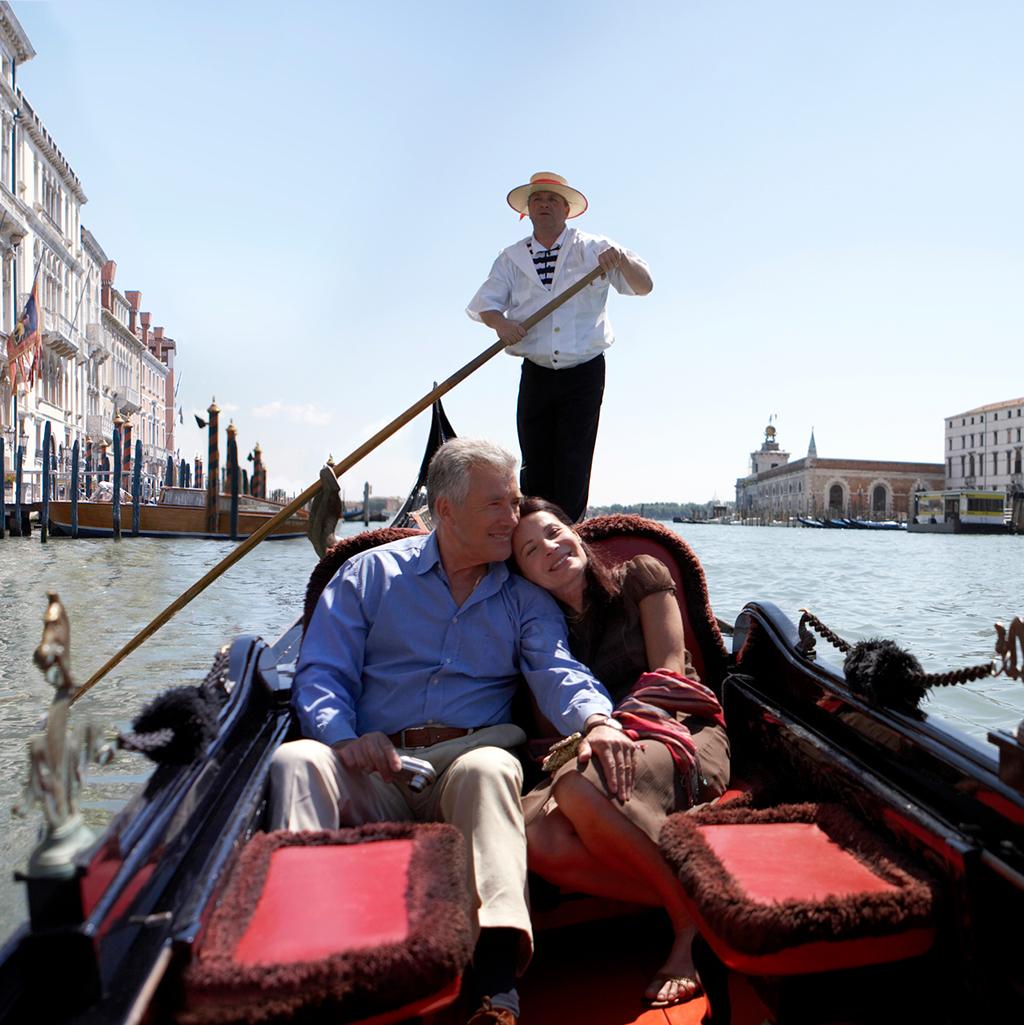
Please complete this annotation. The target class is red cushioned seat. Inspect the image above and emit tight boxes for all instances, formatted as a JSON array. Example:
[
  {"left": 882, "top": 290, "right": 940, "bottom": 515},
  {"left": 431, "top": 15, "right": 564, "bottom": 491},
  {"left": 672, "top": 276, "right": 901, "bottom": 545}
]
[
  {"left": 659, "top": 802, "right": 937, "bottom": 976},
  {"left": 181, "top": 823, "right": 473, "bottom": 1025}
]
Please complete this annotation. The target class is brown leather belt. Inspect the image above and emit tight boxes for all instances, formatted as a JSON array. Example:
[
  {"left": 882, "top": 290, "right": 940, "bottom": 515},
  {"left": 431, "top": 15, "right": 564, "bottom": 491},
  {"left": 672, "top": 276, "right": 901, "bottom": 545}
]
[{"left": 388, "top": 726, "right": 476, "bottom": 749}]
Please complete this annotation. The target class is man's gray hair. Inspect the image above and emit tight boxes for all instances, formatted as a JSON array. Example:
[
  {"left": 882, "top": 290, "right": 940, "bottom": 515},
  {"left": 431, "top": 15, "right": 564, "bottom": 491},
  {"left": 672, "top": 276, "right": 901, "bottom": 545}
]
[{"left": 426, "top": 438, "right": 518, "bottom": 516}]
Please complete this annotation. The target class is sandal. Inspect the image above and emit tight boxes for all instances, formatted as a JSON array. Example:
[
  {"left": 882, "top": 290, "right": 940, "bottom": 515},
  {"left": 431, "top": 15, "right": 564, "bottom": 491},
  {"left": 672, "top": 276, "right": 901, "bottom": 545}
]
[{"left": 643, "top": 972, "right": 703, "bottom": 1008}]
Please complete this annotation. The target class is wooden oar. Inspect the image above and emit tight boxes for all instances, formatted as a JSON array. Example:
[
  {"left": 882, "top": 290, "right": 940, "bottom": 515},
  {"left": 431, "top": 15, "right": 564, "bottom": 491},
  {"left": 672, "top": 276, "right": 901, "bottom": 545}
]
[{"left": 71, "top": 264, "right": 606, "bottom": 704}]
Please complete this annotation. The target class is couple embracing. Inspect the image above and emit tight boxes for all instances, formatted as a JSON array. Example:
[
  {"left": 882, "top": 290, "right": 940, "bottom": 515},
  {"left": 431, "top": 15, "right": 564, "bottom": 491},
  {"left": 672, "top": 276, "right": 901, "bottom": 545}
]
[{"left": 269, "top": 438, "right": 729, "bottom": 1025}]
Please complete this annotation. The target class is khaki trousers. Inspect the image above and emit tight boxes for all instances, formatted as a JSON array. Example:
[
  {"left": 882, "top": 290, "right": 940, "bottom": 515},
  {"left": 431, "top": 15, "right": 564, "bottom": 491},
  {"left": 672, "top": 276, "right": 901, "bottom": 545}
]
[{"left": 268, "top": 724, "right": 532, "bottom": 967}]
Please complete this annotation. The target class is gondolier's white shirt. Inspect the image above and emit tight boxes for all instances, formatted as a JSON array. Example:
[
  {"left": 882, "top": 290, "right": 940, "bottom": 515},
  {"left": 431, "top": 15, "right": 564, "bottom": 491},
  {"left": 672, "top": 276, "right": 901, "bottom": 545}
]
[{"left": 466, "top": 226, "right": 648, "bottom": 370}]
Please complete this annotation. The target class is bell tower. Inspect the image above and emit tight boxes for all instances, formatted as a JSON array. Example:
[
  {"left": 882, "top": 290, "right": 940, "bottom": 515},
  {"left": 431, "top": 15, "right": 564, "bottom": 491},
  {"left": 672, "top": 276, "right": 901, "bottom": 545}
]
[{"left": 750, "top": 419, "right": 790, "bottom": 476}]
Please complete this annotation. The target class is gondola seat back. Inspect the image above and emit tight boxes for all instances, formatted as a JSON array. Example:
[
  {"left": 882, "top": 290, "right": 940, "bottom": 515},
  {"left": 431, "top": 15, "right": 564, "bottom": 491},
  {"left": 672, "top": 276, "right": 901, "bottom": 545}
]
[
  {"left": 578, "top": 515, "right": 730, "bottom": 691},
  {"left": 180, "top": 823, "right": 473, "bottom": 1025},
  {"left": 303, "top": 527, "right": 424, "bottom": 633}
]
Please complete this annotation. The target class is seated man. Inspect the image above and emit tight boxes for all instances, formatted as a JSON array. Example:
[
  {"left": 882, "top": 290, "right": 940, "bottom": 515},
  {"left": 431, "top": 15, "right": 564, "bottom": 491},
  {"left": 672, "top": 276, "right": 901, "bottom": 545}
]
[{"left": 269, "top": 438, "right": 636, "bottom": 1025}]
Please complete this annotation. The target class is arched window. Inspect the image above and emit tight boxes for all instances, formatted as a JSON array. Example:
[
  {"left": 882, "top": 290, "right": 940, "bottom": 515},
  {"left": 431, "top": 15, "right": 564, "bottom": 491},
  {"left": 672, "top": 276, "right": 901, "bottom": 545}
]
[
  {"left": 872, "top": 485, "right": 887, "bottom": 515},
  {"left": 828, "top": 484, "right": 844, "bottom": 513}
]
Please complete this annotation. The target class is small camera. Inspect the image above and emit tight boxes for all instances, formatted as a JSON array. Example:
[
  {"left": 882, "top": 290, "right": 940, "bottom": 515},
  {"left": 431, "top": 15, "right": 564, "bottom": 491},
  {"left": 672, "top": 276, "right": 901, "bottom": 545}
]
[{"left": 396, "top": 755, "right": 437, "bottom": 793}]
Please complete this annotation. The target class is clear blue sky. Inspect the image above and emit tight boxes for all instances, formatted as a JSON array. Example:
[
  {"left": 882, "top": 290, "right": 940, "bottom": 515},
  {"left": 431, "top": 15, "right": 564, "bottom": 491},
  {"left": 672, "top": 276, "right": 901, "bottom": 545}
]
[{"left": 14, "top": 1, "right": 1024, "bottom": 504}]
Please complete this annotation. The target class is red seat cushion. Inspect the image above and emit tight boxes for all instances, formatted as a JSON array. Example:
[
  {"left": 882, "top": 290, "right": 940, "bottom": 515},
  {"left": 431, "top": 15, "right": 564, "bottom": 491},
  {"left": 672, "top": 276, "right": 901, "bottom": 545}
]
[
  {"left": 659, "top": 803, "right": 937, "bottom": 976},
  {"left": 181, "top": 823, "right": 473, "bottom": 1025}
]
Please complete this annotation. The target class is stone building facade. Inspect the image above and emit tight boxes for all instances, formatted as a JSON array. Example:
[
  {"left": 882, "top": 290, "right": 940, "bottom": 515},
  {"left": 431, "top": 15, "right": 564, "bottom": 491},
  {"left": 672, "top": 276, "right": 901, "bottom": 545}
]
[
  {"left": 944, "top": 396, "right": 1024, "bottom": 495},
  {"left": 735, "top": 425, "right": 945, "bottom": 521},
  {"left": 0, "top": 5, "right": 179, "bottom": 498}
]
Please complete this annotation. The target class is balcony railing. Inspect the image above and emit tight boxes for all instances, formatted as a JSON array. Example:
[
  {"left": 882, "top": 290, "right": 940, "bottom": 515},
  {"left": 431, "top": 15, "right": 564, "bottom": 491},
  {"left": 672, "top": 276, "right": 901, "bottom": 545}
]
[
  {"left": 86, "top": 413, "right": 114, "bottom": 441},
  {"left": 115, "top": 387, "right": 142, "bottom": 414},
  {"left": 43, "top": 309, "right": 81, "bottom": 360}
]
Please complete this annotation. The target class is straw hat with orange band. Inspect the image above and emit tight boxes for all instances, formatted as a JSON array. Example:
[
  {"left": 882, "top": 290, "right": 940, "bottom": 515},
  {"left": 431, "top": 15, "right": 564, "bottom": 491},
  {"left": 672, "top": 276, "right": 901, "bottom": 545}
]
[{"left": 506, "top": 172, "right": 588, "bottom": 219}]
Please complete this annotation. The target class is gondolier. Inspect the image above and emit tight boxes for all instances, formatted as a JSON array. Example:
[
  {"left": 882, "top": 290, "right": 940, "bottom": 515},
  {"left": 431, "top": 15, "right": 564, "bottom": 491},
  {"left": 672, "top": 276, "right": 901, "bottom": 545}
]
[{"left": 467, "top": 172, "right": 652, "bottom": 522}]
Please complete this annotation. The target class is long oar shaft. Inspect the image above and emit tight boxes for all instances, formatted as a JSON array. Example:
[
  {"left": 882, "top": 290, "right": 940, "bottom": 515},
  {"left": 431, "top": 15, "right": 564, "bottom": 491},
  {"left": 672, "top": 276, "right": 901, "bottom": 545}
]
[{"left": 72, "top": 265, "right": 605, "bottom": 704}]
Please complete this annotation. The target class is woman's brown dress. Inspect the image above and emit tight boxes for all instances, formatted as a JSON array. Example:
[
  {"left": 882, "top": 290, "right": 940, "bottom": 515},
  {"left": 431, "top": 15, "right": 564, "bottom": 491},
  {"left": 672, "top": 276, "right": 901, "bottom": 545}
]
[{"left": 522, "top": 555, "right": 730, "bottom": 842}]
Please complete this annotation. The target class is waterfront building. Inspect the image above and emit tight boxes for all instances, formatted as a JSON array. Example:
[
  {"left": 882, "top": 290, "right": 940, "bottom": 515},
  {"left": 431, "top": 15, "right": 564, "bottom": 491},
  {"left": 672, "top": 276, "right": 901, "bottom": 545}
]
[
  {"left": 0, "top": 5, "right": 177, "bottom": 499},
  {"left": 944, "top": 396, "right": 1024, "bottom": 495},
  {"left": 735, "top": 424, "right": 944, "bottom": 521}
]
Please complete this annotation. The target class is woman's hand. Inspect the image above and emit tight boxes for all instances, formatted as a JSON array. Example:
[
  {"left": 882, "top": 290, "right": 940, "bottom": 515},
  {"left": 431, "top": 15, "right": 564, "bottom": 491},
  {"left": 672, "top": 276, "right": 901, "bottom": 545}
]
[{"left": 578, "top": 722, "right": 639, "bottom": 801}]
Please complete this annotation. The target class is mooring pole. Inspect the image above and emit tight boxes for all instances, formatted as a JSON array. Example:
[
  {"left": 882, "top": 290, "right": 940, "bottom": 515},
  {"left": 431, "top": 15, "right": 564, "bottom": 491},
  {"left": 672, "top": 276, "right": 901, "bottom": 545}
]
[
  {"left": 13, "top": 443, "right": 23, "bottom": 537},
  {"left": 205, "top": 399, "right": 220, "bottom": 535},
  {"left": 227, "top": 421, "right": 239, "bottom": 541},
  {"left": 112, "top": 417, "right": 123, "bottom": 540},
  {"left": 131, "top": 439, "right": 142, "bottom": 537},
  {"left": 0, "top": 437, "right": 6, "bottom": 539},
  {"left": 70, "top": 439, "right": 79, "bottom": 539},
  {"left": 40, "top": 420, "right": 51, "bottom": 544}
]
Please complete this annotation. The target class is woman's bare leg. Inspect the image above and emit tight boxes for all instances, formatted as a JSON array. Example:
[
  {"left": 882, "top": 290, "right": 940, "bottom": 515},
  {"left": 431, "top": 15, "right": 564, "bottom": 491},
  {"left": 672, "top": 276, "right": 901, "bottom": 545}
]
[{"left": 544, "top": 773, "right": 701, "bottom": 1004}]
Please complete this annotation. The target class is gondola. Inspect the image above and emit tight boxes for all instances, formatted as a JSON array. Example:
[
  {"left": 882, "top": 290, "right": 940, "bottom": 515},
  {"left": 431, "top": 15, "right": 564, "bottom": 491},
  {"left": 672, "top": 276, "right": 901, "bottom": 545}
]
[{"left": 2, "top": 397, "right": 1023, "bottom": 1025}]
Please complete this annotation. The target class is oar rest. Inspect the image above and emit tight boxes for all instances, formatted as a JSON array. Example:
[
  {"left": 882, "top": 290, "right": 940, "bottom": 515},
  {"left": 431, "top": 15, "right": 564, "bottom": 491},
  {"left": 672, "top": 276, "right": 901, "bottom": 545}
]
[
  {"left": 302, "top": 527, "right": 424, "bottom": 633},
  {"left": 180, "top": 823, "right": 473, "bottom": 1025},
  {"left": 659, "top": 802, "right": 938, "bottom": 980},
  {"left": 577, "top": 515, "right": 729, "bottom": 689}
]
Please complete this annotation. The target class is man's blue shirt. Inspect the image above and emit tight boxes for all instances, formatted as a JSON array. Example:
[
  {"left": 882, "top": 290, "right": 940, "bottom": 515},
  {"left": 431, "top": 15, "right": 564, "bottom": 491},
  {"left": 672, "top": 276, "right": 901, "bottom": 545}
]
[{"left": 293, "top": 532, "right": 613, "bottom": 745}]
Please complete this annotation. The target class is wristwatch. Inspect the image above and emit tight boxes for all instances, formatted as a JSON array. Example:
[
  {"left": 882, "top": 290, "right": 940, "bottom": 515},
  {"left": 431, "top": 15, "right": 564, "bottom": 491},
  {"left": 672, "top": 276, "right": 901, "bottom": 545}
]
[{"left": 585, "top": 715, "right": 623, "bottom": 735}]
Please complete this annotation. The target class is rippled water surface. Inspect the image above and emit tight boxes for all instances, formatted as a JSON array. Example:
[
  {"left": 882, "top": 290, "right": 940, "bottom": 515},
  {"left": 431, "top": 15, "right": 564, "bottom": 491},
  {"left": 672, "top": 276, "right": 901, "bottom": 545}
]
[{"left": 1, "top": 521, "right": 1022, "bottom": 938}]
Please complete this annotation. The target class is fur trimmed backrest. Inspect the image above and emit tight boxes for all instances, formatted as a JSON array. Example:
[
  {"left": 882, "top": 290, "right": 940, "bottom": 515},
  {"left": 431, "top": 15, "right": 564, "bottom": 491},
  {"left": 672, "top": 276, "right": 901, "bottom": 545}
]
[
  {"left": 302, "top": 527, "right": 424, "bottom": 633},
  {"left": 578, "top": 515, "right": 730, "bottom": 692}
]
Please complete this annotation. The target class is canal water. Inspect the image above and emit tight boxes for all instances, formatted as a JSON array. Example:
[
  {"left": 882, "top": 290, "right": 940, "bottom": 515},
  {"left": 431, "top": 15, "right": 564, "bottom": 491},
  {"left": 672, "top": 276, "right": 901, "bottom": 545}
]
[{"left": 0, "top": 522, "right": 1022, "bottom": 938}]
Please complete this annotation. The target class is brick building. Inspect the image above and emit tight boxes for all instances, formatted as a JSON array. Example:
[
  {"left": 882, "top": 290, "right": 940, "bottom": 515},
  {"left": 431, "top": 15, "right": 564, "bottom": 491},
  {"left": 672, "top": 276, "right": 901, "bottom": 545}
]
[{"left": 735, "top": 425, "right": 945, "bottom": 522}]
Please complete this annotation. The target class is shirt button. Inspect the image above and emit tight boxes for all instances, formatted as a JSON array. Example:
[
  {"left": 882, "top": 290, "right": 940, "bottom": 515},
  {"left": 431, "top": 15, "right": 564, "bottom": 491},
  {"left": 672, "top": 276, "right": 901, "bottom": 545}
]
[
  {"left": 554, "top": 327, "right": 560, "bottom": 333},
  {"left": 452, "top": 616, "right": 458, "bottom": 624},
  {"left": 446, "top": 657, "right": 452, "bottom": 664},
  {"left": 554, "top": 350, "right": 559, "bottom": 355}
]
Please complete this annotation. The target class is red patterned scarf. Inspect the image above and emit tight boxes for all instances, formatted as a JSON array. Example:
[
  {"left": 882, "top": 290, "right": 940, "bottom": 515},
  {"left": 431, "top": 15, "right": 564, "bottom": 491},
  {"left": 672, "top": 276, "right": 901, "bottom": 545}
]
[{"left": 613, "top": 668, "right": 726, "bottom": 796}]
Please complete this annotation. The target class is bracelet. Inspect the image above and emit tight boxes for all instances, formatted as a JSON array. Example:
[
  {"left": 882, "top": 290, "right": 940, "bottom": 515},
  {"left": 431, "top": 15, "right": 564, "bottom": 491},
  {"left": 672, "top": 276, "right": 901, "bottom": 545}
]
[{"left": 584, "top": 715, "right": 623, "bottom": 736}]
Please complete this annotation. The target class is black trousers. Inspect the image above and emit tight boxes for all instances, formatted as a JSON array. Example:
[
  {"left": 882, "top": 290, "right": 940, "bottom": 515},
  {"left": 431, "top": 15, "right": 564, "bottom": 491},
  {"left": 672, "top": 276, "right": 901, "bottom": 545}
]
[{"left": 516, "top": 354, "right": 605, "bottom": 522}]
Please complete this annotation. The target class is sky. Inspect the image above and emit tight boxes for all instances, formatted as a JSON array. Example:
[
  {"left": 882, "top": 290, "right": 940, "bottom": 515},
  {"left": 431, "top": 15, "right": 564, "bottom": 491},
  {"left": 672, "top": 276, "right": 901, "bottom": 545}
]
[{"left": 11, "top": 1, "right": 1024, "bottom": 505}]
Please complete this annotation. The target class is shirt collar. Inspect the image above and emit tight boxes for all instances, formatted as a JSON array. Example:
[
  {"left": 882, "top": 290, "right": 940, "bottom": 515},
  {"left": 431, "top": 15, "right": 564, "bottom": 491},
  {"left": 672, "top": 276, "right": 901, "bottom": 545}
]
[
  {"left": 416, "top": 531, "right": 511, "bottom": 593},
  {"left": 530, "top": 225, "right": 568, "bottom": 252}
]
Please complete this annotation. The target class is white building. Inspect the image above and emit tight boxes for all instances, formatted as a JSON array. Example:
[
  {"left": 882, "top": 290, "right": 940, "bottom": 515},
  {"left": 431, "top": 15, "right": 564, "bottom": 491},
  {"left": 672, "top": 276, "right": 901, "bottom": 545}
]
[
  {"left": 0, "top": 4, "right": 177, "bottom": 498},
  {"left": 944, "top": 397, "right": 1024, "bottom": 495}
]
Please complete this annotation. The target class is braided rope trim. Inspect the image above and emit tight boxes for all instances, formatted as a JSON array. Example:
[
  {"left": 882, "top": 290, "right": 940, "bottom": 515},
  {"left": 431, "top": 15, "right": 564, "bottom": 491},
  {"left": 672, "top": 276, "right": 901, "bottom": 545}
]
[{"left": 797, "top": 609, "right": 997, "bottom": 688}]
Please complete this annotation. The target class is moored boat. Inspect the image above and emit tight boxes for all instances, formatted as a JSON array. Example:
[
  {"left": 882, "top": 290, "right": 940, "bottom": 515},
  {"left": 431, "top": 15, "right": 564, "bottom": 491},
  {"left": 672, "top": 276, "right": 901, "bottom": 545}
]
[
  {"left": 2, "top": 403, "right": 1023, "bottom": 1025},
  {"left": 45, "top": 486, "right": 310, "bottom": 540}
]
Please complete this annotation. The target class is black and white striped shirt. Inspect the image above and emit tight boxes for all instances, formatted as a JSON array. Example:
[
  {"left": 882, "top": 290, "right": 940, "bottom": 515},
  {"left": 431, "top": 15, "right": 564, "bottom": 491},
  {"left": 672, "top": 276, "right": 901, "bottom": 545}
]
[{"left": 525, "top": 232, "right": 565, "bottom": 288}]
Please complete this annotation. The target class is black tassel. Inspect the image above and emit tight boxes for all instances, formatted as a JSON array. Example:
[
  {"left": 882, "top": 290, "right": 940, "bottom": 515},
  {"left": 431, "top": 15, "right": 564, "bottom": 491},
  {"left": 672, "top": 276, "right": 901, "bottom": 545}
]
[
  {"left": 119, "top": 686, "right": 220, "bottom": 765},
  {"left": 844, "top": 639, "right": 928, "bottom": 713}
]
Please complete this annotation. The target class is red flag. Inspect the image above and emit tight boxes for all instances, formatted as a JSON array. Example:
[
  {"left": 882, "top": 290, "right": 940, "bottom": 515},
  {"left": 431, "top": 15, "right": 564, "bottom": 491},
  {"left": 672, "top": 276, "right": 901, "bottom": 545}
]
[{"left": 5, "top": 277, "right": 41, "bottom": 388}]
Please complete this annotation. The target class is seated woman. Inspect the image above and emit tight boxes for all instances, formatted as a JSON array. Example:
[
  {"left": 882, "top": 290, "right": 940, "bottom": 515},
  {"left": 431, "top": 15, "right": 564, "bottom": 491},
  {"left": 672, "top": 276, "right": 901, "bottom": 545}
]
[{"left": 512, "top": 498, "right": 730, "bottom": 1008}]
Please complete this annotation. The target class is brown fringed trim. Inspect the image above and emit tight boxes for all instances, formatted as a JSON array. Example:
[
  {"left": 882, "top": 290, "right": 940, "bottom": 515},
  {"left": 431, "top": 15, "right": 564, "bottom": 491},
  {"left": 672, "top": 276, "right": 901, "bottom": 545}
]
[
  {"left": 659, "top": 802, "right": 937, "bottom": 956},
  {"left": 180, "top": 823, "right": 473, "bottom": 1025},
  {"left": 303, "top": 528, "right": 424, "bottom": 632},
  {"left": 578, "top": 515, "right": 729, "bottom": 689}
]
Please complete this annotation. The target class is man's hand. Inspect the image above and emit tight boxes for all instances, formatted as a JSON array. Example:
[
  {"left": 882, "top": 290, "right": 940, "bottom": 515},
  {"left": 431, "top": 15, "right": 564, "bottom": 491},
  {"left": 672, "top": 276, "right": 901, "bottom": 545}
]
[
  {"left": 333, "top": 732, "right": 402, "bottom": 782},
  {"left": 577, "top": 720, "right": 639, "bottom": 801},
  {"left": 596, "top": 245, "right": 624, "bottom": 276},
  {"left": 479, "top": 310, "right": 527, "bottom": 345}
]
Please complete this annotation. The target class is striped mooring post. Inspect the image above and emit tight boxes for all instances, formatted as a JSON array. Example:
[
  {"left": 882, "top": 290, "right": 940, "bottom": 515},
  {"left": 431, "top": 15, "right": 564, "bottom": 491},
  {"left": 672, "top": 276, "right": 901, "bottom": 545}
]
[
  {"left": 112, "top": 417, "right": 123, "bottom": 540},
  {"left": 70, "top": 439, "right": 80, "bottom": 538},
  {"left": 205, "top": 398, "right": 220, "bottom": 536},
  {"left": 227, "top": 421, "right": 239, "bottom": 541},
  {"left": 40, "top": 420, "right": 51, "bottom": 543},
  {"left": 122, "top": 418, "right": 132, "bottom": 481}
]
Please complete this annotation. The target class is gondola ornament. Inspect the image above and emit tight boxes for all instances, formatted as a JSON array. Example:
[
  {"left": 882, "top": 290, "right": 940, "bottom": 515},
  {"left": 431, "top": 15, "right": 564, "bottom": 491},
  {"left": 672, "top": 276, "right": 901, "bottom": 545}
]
[{"left": 12, "top": 593, "right": 114, "bottom": 880}]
